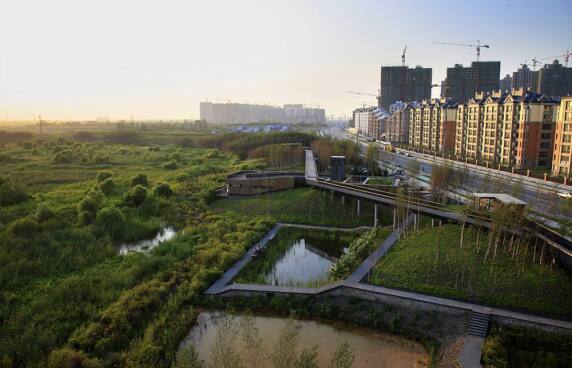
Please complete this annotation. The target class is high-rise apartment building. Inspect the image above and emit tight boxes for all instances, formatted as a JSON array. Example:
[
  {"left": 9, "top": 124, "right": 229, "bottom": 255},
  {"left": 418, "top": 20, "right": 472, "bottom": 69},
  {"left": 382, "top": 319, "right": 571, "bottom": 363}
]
[
  {"left": 408, "top": 98, "right": 457, "bottom": 152},
  {"left": 500, "top": 74, "right": 512, "bottom": 91},
  {"left": 512, "top": 64, "right": 538, "bottom": 92},
  {"left": 552, "top": 96, "right": 572, "bottom": 177},
  {"left": 536, "top": 60, "right": 572, "bottom": 98},
  {"left": 442, "top": 61, "right": 501, "bottom": 103},
  {"left": 199, "top": 102, "right": 325, "bottom": 124},
  {"left": 378, "top": 66, "right": 432, "bottom": 108},
  {"left": 455, "top": 89, "right": 558, "bottom": 168}
]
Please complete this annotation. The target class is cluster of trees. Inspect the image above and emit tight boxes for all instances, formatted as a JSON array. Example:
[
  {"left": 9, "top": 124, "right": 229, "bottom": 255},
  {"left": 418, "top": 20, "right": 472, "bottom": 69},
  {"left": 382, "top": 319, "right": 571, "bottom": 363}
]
[
  {"left": 174, "top": 314, "right": 355, "bottom": 368},
  {"left": 311, "top": 138, "right": 360, "bottom": 172},
  {"left": 0, "top": 175, "right": 28, "bottom": 206},
  {"left": 482, "top": 324, "right": 572, "bottom": 368},
  {"left": 330, "top": 228, "right": 389, "bottom": 280},
  {"left": 195, "top": 132, "right": 315, "bottom": 159},
  {"left": 248, "top": 143, "right": 305, "bottom": 169}
]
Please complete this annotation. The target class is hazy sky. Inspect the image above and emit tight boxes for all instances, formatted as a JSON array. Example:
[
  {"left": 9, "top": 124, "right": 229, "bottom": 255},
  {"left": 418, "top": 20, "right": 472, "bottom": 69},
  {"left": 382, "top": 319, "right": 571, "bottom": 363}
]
[{"left": 1, "top": 0, "right": 570, "bottom": 121}]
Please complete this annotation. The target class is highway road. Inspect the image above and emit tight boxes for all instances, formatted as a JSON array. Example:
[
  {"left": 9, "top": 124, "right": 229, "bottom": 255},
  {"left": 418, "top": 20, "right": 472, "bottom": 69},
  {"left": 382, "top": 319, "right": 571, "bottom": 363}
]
[{"left": 323, "top": 127, "right": 568, "bottom": 220}]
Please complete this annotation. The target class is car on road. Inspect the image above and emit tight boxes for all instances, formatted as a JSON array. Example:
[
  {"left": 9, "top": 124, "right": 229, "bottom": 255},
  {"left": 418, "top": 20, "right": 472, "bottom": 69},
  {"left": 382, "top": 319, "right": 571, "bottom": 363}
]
[
  {"left": 405, "top": 153, "right": 412, "bottom": 157},
  {"left": 557, "top": 191, "right": 572, "bottom": 199}
]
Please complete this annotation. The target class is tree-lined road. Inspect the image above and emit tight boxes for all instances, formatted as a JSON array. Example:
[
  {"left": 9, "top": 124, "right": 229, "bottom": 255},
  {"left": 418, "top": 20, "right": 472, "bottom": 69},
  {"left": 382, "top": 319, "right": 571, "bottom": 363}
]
[{"left": 324, "top": 127, "right": 569, "bottom": 220}]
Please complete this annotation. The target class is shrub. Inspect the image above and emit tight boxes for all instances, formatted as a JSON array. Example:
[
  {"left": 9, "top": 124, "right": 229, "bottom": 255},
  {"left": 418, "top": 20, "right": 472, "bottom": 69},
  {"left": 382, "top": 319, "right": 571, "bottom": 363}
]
[
  {"left": 124, "top": 185, "right": 147, "bottom": 206},
  {"left": 96, "top": 171, "right": 113, "bottom": 183},
  {"left": 36, "top": 204, "right": 55, "bottom": 222},
  {"left": 103, "top": 131, "right": 139, "bottom": 144},
  {"left": 205, "top": 149, "right": 219, "bottom": 158},
  {"left": 72, "top": 131, "right": 97, "bottom": 142},
  {"left": 95, "top": 207, "right": 126, "bottom": 240},
  {"left": 0, "top": 153, "right": 12, "bottom": 162},
  {"left": 169, "top": 153, "right": 181, "bottom": 162},
  {"left": 0, "top": 176, "right": 28, "bottom": 206},
  {"left": 130, "top": 173, "right": 149, "bottom": 187},
  {"left": 93, "top": 154, "right": 111, "bottom": 164},
  {"left": 98, "top": 178, "right": 115, "bottom": 195},
  {"left": 86, "top": 190, "right": 106, "bottom": 207},
  {"left": 53, "top": 150, "right": 74, "bottom": 164},
  {"left": 152, "top": 183, "right": 173, "bottom": 198},
  {"left": 78, "top": 210, "right": 96, "bottom": 226},
  {"left": 9, "top": 217, "right": 40, "bottom": 237},
  {"left": 47, "top": 348, "right": 102, "bottom": 368},
  {"left": 163, "top": 160, "right": 178, "bottom": 170},
  {"left": 78, "top": 195, "right": 100, "bottom": 225}
]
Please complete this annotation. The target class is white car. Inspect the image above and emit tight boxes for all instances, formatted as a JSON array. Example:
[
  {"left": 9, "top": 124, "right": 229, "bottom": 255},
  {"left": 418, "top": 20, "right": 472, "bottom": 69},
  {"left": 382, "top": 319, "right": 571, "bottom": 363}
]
[{"left": 557, "top": 191, "right": 572, "bottom": 199}]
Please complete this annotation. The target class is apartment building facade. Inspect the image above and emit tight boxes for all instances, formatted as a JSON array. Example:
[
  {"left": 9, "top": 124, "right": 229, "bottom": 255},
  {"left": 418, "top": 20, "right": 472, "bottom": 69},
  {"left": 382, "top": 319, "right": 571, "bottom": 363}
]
[
  {"left": 552, "top": 96, "right": 572, "bottom": 177},
  {"left": 378, "top": 65, "right": 432, "bottom": 108},
  {"left": 442, "top": 61, "right": 501, "bottom": 104},
  {"left": 408, "top": 98, "right": 457, "bottom": 152},
  {"left": 386, "top": 101, "right": 413, "bottom": 143},
  {"left": 455, "top": 89, "right": 558, "bottom": 168}
]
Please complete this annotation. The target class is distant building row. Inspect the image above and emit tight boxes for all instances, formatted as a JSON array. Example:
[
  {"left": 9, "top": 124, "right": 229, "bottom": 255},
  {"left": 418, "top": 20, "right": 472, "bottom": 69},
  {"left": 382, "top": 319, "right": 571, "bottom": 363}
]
[
  {"left": 352, "top": 90, "right": 572, "bottom": 177},
  {"left": 377, "top": 60, "right": 572, "bottom": 110},
  {"left": 200, "top": 102, "right": 325, "bottom": 124}
]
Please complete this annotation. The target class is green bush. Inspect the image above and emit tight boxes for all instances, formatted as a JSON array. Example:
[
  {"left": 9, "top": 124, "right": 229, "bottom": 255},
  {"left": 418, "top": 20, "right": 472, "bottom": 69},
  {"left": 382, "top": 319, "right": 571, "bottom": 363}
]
[
  {"left": 9, "top": 217, "right": 40, "bottom": 237},
  {"left": 482, "top": 336, "right": 508, "bottom": 368},
  {"left": 95, "top": 207, "right": 126, "bottom": 240},
  {"left": 205, "top": 149, "right": 219, "bottom": 158},
  {"left": 163, "top": 160, "right": 178, "bottom": 170},
  {"left": 0, "top": 153, "right": 12, "bottom": 162},
  {"left": 169, "top": 153, "right": 181, "bottom": 162},
  {"left": 47, "top": 348, "right": 102, "bottom": 368},
  {"left": 36, "top": 204, "right": 55, "bottom": 222},
  {"left": 93, "top": 154, "right": 111, "bottom": 164},
  {"left": 79, "top": 197, "right": 98, "bottom": 215},
  {"left": 98, "top": 178, "right": 115, "bottom": 195},
  {"left": 124, "top": 185, "right": 148, "bottom": 206},
  {"left": 0, "top": 176, "right": 28, "bottom": 206},
  {"left": 96, "top": 171, "right": 113, "bottom": 183},
  {"left": 152, "top": 183, "right": 173, "bottom": 198},
  {"left": 130, "top": 173, "right": 149, "bottom": 187},
  {"left": 53, "top": 150, "right": 74, "bottom": 163},
  {"left": 78, "top": 210, "right": 96, "bottom": 226},
  {"left": 86, "top": 190, "right": 106, "bottom": 207}
]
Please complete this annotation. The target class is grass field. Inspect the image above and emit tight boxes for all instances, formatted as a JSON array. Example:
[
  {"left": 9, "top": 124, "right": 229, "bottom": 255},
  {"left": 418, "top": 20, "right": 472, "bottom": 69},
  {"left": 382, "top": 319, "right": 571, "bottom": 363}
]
[
  {"left": 210, "top": 187, "right": 393, "bottom": 227},
  {"left": 370, "top": 224, "right": 572, "bottom": 316}
]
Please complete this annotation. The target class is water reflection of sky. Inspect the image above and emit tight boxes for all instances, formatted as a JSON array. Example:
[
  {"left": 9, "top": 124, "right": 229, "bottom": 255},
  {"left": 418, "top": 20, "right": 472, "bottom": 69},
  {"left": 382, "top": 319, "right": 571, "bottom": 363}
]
[
  {"left": 265, "top": 238, "right": 335, "bottom": 286},
  {"left": 179, "top": 311, "right": 429, "bottom": 368},
  {"left": 118, "top": 227, "right": 176, "bottom": 255}
]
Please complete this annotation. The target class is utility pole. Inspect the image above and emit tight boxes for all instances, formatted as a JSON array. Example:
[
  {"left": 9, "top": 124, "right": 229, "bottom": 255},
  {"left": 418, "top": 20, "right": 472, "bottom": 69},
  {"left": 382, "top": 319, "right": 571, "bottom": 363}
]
[{"left": 38, "top": 115, "right": 43, "bottom": 136}]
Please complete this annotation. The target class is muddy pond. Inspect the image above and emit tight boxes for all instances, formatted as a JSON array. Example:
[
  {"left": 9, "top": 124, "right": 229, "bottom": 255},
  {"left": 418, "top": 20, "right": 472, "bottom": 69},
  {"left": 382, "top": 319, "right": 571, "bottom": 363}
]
[{"left": 179, "top": 311, "right": 429, "bottom": 368}]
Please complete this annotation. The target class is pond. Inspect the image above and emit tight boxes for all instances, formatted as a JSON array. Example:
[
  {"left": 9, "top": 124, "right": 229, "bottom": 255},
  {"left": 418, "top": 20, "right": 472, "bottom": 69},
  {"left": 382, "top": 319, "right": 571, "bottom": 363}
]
[
  {"left": 264, "top": 237, "right": 346, "bottom": 287},
  {"left": 179, "top": 311, "right": 429, "bottom": 368},
  {"left": 118, "top": 226, "right": 176, "bottom": 255}
]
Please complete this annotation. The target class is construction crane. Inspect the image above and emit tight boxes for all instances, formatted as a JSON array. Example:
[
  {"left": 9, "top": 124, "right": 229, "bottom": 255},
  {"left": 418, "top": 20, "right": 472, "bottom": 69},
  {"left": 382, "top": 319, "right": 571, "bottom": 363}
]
[
  {"left": 539, "top": 50, "right": 571, "bottom": 66},
  {"left": 346, "top": 91, "right": 378, "bottom": 97},
  {"left": 401, "top": 45, "right": 407, "bottom": 67},
  {"left": 531, "top": 58, "right": 541, "bottom": 70},
  {"left": 433, "top": 40, "right": 490, "bottom": 61}
]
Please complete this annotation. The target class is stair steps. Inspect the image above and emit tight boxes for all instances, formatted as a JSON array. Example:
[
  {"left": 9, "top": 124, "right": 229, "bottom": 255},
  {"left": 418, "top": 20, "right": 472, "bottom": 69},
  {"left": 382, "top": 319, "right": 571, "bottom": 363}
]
[{"left": 467, "top": 311, "right": 490, "bottom": 338}]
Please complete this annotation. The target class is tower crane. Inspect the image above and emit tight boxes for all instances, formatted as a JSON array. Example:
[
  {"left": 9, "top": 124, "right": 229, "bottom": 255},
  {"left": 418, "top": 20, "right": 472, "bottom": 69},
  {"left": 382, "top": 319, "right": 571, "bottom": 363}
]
[
  {"left": 432, "top": 40, "right": 490, "bottom": 61},
  {"left": 538, "top": 50, "right": 570, "bottom": 67},
  {"left": 401, "top": 45, "right": 407, "bottom": 67},
  {"left": 346, "top": 91, "right": 378, "bottom": 97}
]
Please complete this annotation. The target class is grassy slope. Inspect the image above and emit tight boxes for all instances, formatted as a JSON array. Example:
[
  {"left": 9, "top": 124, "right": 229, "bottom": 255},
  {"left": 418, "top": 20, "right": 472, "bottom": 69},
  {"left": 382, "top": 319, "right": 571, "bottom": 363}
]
[
  {"left": 371, "top": 224, "right": 572, "bottom": 317},
  {"left": 210, "top": 187, "right": 393, "bottom": 227}
]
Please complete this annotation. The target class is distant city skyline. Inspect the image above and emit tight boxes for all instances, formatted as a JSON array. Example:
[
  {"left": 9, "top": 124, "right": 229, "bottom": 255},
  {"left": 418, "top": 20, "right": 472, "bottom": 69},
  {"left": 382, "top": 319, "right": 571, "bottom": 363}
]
[{"left": 0, "top": 0, "right": 570, "bottom": 121}]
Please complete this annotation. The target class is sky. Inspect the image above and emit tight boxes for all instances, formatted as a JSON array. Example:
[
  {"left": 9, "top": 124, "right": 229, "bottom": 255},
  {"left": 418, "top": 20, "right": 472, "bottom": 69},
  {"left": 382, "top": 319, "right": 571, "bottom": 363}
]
[{"left": 0, "top": 0, "right": 571, "bottom": 121}]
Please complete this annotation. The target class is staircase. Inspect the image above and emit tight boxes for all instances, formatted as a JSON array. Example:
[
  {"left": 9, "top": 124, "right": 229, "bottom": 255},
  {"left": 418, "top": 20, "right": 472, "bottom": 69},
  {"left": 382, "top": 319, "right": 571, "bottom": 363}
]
[{"left": 467, "top": 311, "right": 490, "bottom": 338}]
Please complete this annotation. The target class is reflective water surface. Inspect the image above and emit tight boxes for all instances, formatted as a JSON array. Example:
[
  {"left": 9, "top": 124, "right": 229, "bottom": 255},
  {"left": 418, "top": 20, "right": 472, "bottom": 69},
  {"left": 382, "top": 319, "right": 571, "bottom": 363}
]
[
  {"left": 179, "top": 311, "right": 429, "bottom": 368},
  {"left": 118, "top": 227, "right": 176, "bottom": 255}
]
